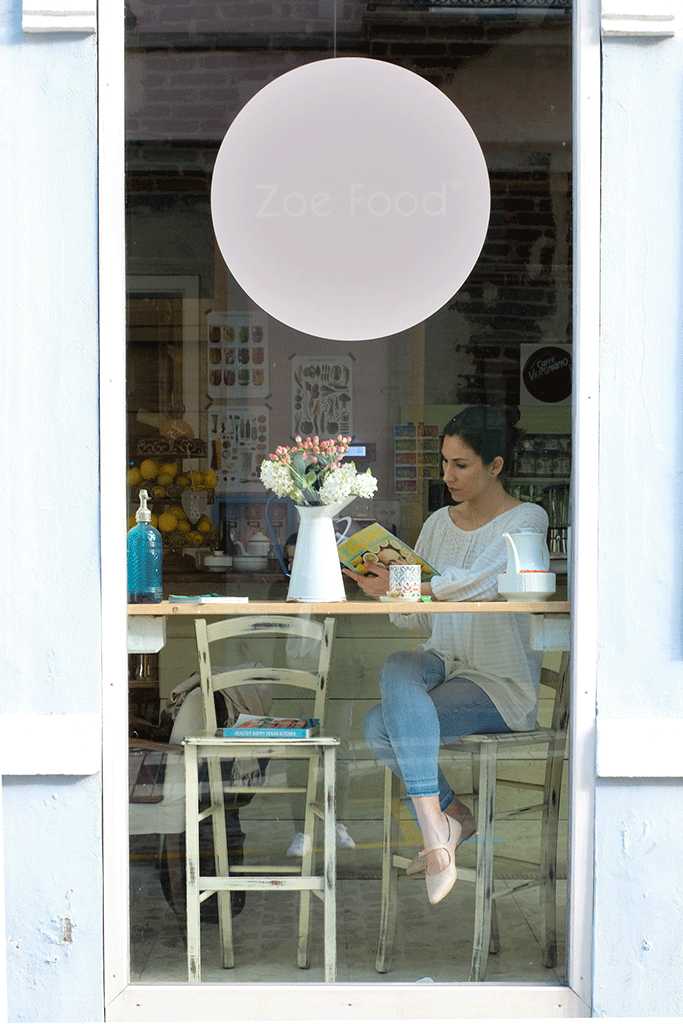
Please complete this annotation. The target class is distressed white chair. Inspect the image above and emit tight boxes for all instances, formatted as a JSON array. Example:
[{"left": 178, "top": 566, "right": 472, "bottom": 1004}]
[
  {"left": 183, "top": 615, "right": 339, "bottom": 982},
  {"left": 375, "top": 652, "right": 570, "bottom": 981}
]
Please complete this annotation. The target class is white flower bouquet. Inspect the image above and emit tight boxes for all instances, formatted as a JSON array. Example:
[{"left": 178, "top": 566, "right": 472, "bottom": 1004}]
[{"left": 260, "top": 435, "right": 377, "bottom": 506}]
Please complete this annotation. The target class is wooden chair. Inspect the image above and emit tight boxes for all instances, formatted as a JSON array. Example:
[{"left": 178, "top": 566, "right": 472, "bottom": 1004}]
[
  {"left": 183, "top": 615, "right": 339, "bottom": 982},
  {"left": 375, "top": 652, "right": 570, "bottom": 981}
]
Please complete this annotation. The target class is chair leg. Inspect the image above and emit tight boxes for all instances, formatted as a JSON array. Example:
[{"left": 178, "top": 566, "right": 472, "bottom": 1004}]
[
  {"left": 469, "top": 744, "right": 497, "bottom": 983},
  {"left": 489, "top": 898, "right": 501, "bottom": 954},
  {"left": 541, "top": 747, "right": 563, "bottom": 968},
  {"left": 376, "top": 767, "right": 400, "bottom": 973},
  {"left": 184, "top": 746, "right": 202, "bottom": 982},
  {"left": 322, "top": 746, "right": 337, "bottom": 983},
  {"left": 207, "top": 758, "right": 234, "bottom": 969},
  {"left": 297, "top": 755, "right": 319, "bottom": 970}
]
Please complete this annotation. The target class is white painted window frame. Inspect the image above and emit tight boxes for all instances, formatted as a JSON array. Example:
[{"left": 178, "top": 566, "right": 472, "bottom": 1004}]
[{"left": 99, "top": 0, "right": 600, "bottom": 1017}]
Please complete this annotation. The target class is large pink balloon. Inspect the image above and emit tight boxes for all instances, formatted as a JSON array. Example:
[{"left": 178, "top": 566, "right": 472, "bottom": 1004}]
[{"left": 211, "top": 58, "right": 490, "bottom": 341}]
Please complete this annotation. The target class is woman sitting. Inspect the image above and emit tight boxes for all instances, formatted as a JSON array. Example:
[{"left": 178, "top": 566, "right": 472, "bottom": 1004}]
[{"left": 343, "top": 406, "right": 548, "bottom": 905}]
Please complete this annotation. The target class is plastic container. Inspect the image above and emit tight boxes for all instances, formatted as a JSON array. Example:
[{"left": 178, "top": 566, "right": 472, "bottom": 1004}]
[{"left": 127, "top": 489, "right": 163, "bottom": 603}]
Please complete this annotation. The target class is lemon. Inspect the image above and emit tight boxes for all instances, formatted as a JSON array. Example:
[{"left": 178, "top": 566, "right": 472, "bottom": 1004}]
[
  {"left": 140, "top": 459, "right": 160, "bottom": 480},
  {"left": 152, "top": 485, "right": 166, "bottom": 498},
  {"left": 177, "top": 475, "right": 190, "bottom": 488},
  {"left": 157, "top": 473, "right": 174, "bottom": 487},
  {"left": 127, "top": 466, "right": 142, "bottom": 486},
  {"left": 201, "top": 469, "right": 218, "bottom": 488},
  {"left": 157, "top": 512, "right": 178, "bottom": 533},
  {"left": 188, "top": 470, "right": 204, "bottom": 488},
  {"left": 189, "top": 531, "right": 204, "bottom": 545},
  {"left": 166, "top": 504, "right": 186, "bottom": 520},
  {"left": 176, "top": 520, "right": 191, "bottom": 533},
  {"left": 197, "top": 516, "right": 212, "bottom": 533},
  {"left": 159, "top": 462, "right": 178, "bottom": 479}
]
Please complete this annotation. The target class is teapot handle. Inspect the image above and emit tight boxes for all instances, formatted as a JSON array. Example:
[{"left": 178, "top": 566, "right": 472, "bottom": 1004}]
[{"left": 334, "top": 516, "right": 353, "bottom": 544}]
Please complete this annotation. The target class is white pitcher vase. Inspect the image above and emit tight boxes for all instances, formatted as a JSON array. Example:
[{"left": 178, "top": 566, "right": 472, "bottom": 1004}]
[{"left": 287, "top": 498, "right": 352, "bottom": 602}]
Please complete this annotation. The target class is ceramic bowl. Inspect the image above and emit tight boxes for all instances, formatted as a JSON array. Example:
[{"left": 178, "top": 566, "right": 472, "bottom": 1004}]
[
  {"left": 497, "top": 571, "right": 556, "bottom": 602},
  {"left": 233, "top": 554, "right": 268, "bottom": 572},
  {"left": 204, "top": 554, "right": 233, "bottom": 572}
]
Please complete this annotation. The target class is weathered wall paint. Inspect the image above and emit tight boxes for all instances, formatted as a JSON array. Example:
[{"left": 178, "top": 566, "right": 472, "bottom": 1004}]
[
  {"left": 0, "top": 0, "right": 103, "bottom": 1020},
  {"left": 596, "top": 25, "right": 683, "bottom": 1018},
  {"left": 593, "top": 782, "right": 683, "bottom": 1017},
  {"left": 3, "top": 778, "right": 103, "bottom": 1022}
]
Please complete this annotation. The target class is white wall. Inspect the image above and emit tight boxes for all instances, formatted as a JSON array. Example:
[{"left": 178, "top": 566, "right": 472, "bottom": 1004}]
[
  {"left": 594, "top": 17, "right": 683, "bottom": 1017},
  {"left": 0, "top": 2, "right": 104, "bottom": 1020}
]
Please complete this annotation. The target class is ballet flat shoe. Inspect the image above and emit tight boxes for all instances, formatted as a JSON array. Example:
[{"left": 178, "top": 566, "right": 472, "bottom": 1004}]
[
  {"left": 406, "top": 811, "right": 475, "bottom": 876},
  {"left": 424, "top": 818, "right": 459, "bottom": 906}
]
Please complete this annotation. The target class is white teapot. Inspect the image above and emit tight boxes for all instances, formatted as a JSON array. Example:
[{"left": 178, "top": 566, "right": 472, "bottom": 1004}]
[
  {"left": 246, "top": 529, "right": 271, "bottom": 558},
  {"left": 498, "top": 529, "right": 555, "bottom": 601}
]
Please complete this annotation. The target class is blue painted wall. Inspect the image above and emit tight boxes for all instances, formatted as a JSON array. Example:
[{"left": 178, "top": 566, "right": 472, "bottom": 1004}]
[
  {"left": 0, "top": 0, "right": 103, "bottom": 1020},
  {"left": 1, "top": 0, "right": 683, "bottom": 1018},
  {"left": 595, "top": 24, "right": 683, "bottom": 1019}
]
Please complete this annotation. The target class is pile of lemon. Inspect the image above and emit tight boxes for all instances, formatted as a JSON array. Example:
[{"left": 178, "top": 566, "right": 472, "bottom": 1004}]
[
  {"left": 127, "top": 460, "right": 220, "bottom": 548},
  {"left": 126, "top": 459, "right": 218, "bottom": 498}
]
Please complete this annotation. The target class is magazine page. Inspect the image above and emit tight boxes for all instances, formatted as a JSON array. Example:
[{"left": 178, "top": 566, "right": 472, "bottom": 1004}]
[{"left": 337, "top": 522, "right": 439, "bottom": 579}]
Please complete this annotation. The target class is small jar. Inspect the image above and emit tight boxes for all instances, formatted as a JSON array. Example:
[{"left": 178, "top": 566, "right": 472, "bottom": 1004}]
[{"left": 518, "top": 439, "right": 536, "bottom": 477}]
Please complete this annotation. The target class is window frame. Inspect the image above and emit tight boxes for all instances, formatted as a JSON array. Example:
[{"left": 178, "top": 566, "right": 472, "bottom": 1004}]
[{"left": 101, "top": 0, "right": 599, "bottom": 1015}]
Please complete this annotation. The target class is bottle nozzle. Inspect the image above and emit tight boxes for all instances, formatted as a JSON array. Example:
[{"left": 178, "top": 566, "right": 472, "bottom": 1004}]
[{"left": 136, "top": 488, "right": 152, "bottom": 523}]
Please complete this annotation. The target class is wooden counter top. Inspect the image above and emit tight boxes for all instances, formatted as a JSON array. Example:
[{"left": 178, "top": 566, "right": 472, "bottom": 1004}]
[{"left": 128, "top": 598, "right": 570, "bottom": 616}]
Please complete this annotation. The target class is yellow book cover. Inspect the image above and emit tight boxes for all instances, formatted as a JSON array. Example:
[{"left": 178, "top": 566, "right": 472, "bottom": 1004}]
[{"left": 337, "top": 523, "right": 439, "bottom": 579}]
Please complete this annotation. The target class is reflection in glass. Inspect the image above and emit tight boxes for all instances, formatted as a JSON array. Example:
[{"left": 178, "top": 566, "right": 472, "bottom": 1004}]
[{"left": 126, "top": 0, "right": 571, "bottom": 986}]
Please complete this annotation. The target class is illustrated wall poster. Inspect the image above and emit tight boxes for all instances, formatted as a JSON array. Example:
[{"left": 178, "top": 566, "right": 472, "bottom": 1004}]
[
  {"left": 208, "top": 405, "right": 270, "bottom": 494},
  {"left": 207, "top": 311, "right": 269, "bottom": 399},
  {"left": 291, "top": 356, "right": 353, "bottom": 439}
]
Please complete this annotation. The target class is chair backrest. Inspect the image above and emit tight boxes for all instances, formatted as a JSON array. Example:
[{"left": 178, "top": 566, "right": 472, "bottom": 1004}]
[
  {"left": 194, "top": 615, "right": 336, "bottom": 734},
  {"left": 538, "top": 651, "right": 570, "bottom": 738}
]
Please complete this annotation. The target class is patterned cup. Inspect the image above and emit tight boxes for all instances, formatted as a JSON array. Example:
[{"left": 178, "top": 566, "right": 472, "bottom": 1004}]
[{"left": 389, "top": 563, "right": 422, "bottom": 600}]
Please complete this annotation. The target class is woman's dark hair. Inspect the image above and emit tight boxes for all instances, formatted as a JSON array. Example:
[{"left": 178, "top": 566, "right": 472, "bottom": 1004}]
[{"left": 442, "top": 406, "right": 522, "bottom": 473}]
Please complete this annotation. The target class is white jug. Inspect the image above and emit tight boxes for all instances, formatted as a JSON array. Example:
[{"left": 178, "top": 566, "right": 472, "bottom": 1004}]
[
  {"left": 503, "top": 529, "right": 550, "bottom": 574},
  {"left": 498, "top": 528, "right": 555, "bottom": 601}
]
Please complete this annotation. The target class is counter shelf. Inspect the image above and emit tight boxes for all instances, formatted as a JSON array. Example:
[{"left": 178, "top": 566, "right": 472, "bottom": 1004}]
[{"left": 128, "top": 598, "right": 571, "bottom": 655}]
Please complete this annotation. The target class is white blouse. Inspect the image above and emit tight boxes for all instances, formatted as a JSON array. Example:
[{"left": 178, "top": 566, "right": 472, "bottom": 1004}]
[{"left": 395, "top": 501, "right": 549, "bottom": 731}]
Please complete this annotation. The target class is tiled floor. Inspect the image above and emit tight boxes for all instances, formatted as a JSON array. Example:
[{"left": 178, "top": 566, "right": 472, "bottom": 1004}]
[{"left": 129, "top": 822, "right": 567, "bottom": 986}]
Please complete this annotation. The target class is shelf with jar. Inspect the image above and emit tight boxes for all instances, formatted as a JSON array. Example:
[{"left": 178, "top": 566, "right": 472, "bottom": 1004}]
[
  {"left": 126, "top": 438, "right": 220, "bottom": 552},
  {"left": 512, "top": 433, "right": 571, "bottom": 480}
]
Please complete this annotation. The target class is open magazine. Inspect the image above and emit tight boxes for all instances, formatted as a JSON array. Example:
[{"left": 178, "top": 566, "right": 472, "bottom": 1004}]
[{"left": 337, "top": 522, "right": 439, "bottom": 580}]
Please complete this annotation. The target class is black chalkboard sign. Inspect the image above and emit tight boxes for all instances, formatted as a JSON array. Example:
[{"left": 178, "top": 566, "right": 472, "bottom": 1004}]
[{"left": 521, "top": 345, "right": 572, "bottom": 404}]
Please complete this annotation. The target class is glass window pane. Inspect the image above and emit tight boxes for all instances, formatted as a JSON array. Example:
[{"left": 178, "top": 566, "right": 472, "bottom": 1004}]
[{"left": 126, "top": 0, "right": 571, "bottom": 988}]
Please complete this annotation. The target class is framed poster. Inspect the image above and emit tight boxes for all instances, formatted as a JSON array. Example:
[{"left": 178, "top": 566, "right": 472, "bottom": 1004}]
[
  {"left": 208, "top": 404, "right": 270, "bottom": 493},
  {"left": 206, "top": 311, "right": 269, "bottom": 399},
  {"left": 291, "top": 355, "right": 352, "bottom": 439}
]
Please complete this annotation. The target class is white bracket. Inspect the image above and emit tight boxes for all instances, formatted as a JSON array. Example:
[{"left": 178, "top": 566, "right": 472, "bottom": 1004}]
[
  {"left": 127, "top": 617, "right": 167, "bottom": 654},
  {"left": 601, "top": 0, "right": 678, "bottom": 36},
  {"left": 22, "top": 0, "right": 96, "bottom": 34},
  {"left": 529, "top": 613, "right": 571, "bottom": 651}
]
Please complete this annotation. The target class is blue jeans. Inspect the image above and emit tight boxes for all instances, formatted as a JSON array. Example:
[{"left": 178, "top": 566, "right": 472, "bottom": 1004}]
[{"left": 363, "top": 650, "right": 511, "bottom": 810}]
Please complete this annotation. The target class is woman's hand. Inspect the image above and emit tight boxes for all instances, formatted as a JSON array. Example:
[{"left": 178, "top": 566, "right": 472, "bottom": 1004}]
[{"left": 342, "top": 560, "right": 391, "bottom": 598}]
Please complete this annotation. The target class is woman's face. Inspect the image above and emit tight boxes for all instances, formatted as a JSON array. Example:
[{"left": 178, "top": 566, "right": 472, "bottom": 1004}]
[{"left": 441, "top": 433, "right": 502, "bottom": 503}]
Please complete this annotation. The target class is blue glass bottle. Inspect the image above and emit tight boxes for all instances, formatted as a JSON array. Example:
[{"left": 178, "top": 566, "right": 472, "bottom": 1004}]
[{"left": 127, "top": 489, "right": 163, "bottom": 603}]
